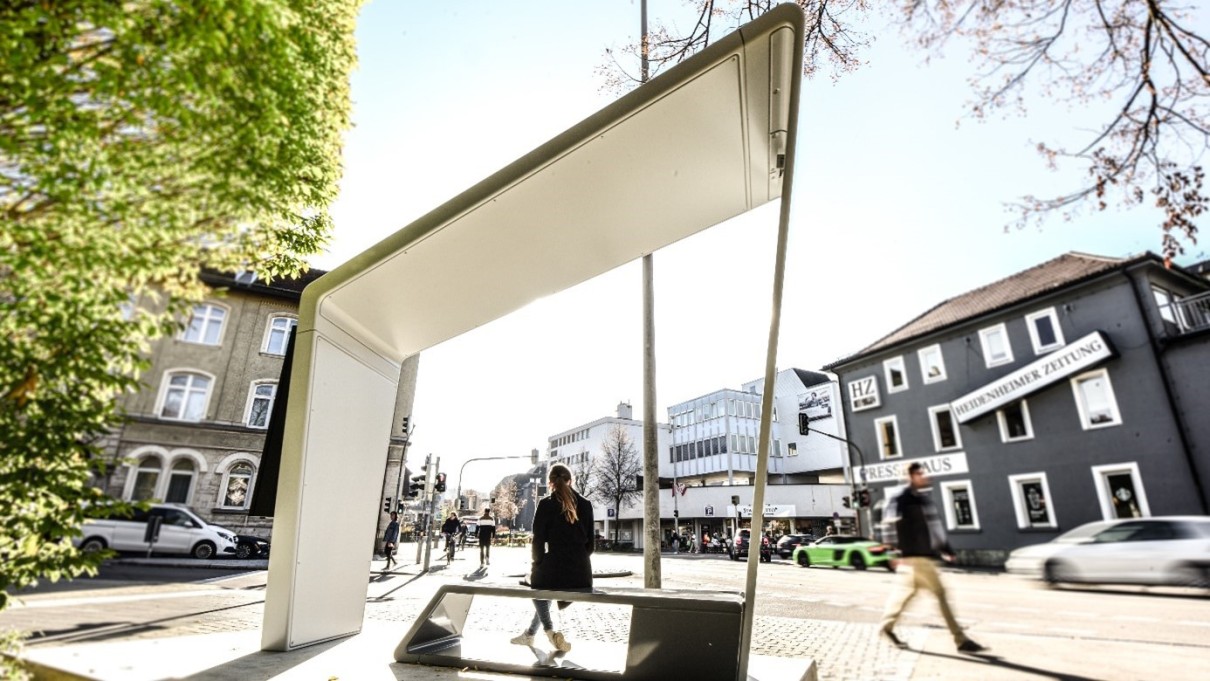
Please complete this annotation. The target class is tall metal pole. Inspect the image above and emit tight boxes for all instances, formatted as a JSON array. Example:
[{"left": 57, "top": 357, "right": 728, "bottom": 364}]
[
  {"left": 422, "top": 456, "right": 439, "bottom": 572},
  {"left": 738, "top": 23, "right": 800, "bottom": 676},
  {"left": 415, "top": 452, "right": 430, "bottom": 564},
  {"left": 638, "top": 0, "right": 663, "bottom": 591}
]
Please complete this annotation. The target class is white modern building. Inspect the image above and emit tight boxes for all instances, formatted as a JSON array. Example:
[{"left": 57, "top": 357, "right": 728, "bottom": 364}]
[{"left": 546, "top": 402, "right": 671, "bottom": 541}]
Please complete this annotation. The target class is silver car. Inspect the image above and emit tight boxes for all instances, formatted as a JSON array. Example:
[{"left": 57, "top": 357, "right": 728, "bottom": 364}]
[{"left": 1007, "top": 516, "right": 1210, "bottom": 588}]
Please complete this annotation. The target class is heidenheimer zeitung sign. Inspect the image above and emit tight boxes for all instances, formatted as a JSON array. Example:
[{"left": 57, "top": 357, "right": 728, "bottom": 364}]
[{"left": 950, "top": 331, "right": 1114, "bottom": 424}]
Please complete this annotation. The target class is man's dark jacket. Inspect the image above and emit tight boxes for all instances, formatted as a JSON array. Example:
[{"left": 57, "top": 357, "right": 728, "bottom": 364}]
[{"left": 883, "top": 486, "right": 952, "bottom": 558}]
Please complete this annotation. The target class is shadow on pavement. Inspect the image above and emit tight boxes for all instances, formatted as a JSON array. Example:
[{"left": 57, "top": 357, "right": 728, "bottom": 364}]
[
  {"left": 915, "top": 649, "right": 1103, "bottom": 681},
  {"left": 366, "top": 572, "right": 426, "bottom": 602},
  {"left": 27, "top": 600, "right": 263, "bottom": 646}
]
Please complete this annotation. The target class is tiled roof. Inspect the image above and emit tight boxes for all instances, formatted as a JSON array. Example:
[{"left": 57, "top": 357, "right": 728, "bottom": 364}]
[{"left": 826, "top": 252, "right": 1154, "bottom": 369}]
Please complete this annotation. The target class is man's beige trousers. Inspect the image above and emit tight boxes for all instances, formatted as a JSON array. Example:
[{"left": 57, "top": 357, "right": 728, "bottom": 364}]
[{"left": 880, "top": 556, "right": 966, "bottom": 644}]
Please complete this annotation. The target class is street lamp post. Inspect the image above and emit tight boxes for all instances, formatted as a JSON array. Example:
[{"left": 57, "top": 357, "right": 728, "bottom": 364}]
[{"left": 455, "top": 451, "right": 541, "bottom": 513}]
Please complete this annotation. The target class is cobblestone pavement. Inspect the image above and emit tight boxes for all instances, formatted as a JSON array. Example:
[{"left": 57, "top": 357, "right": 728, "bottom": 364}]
[{"left": 4, "top": 549, "right": 927, "bottom": 681}]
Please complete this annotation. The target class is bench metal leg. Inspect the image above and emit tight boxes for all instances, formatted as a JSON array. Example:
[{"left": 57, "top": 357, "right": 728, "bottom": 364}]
[{"left": 401, "top": 591, "right": 474, "bottom": 655}]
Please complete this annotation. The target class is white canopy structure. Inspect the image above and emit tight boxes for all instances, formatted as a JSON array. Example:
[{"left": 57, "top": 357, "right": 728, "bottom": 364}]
[{"left": 261, "top": 4, "right": 804, "bottom": 660}]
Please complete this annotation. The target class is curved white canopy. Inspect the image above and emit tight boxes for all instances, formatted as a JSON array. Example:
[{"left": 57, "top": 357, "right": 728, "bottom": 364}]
[{"left": 262, "top": 5, "right": 804, "bottom": 662}]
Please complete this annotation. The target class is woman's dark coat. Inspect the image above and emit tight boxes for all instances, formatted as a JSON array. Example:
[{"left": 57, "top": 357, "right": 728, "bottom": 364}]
[{"left": 528, "top": 490, "right": 595, "bottom": 591}]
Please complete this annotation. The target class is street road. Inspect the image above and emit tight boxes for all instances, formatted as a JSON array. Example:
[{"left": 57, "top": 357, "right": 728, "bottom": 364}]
[{"left": 643, "top": 553, "right": 1210, "bottom": 648}]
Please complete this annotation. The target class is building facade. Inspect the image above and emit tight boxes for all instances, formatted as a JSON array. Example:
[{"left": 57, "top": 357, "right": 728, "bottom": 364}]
[
  {"left": 827, "top": 252, "right": 1210, "bottom": 566},
  {"left": 96, "top": 270, "right": 419, "bottom": 545}
]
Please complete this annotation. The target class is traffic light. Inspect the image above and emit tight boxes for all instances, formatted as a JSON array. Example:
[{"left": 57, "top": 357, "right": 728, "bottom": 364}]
[
  {"left": 798, "top": 412, "right": 810, "bottom": 436},
  {"left": 408, "top": 474, "right": 425, "bottom": 498},
  {"left": 858, "top": 489, "right": 871, "bottom": 508},
  {"left": 673, "top": 509, "right": 679, "bottom": 518},
  {"left": 383, "top": 497, "right": 392, "bottom": 513},
  {"left": 434, "top": 472, "right": 447, "bottom": 493},
  {"left": 842, "top": 495, "right": 851, "bottom": 509},
  {"left": 401, "top": 416, "right": 411, "bottom": 433}
]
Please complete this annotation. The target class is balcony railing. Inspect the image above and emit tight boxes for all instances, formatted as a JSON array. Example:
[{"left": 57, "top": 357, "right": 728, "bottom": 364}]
[{"left": 1165, "top": 290, "right": 1210, "bottom": 335}]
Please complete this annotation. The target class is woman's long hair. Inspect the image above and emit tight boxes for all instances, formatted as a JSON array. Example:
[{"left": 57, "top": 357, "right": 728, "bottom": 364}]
[{"left": 548, "top": 463, "right": 578, "bottom": 524}]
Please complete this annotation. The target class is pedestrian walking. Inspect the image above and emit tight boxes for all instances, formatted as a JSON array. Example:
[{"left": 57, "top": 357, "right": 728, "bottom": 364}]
[
  {"left": 880, "top": 462, "right": 985, "bottom": 654},
  {"left": 477, "top": 507, "right": 496, "bottom": 566},
  {"left": 510, "top": 463, "right": 594, "bottom": 653},
  {"left": 382, "top": 512, "right": 400, "bottom": 571}
]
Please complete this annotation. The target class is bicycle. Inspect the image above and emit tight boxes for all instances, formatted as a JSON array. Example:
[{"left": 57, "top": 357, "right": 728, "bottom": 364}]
[{"left": 444, "top": 532, "right": 456, "bottom": 566}]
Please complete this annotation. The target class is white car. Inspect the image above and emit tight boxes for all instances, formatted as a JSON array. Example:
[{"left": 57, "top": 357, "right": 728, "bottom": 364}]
[
  {"left": 75, "top": 503, "right": 238, "bottom": 559},
  {"left": 1004, "top": 520, "right": 1114, "bottom": 577},
  {"left": 1006, "top": 516, "right": 1210, "bottom": 588}
]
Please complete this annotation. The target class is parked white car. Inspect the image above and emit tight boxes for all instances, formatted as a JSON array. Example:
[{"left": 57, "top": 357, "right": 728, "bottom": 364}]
[
  {"left": 1006, "top": 516, "right": 1210, "bottom": 588},
  {"left": 75, "top": 503, "right": 238, "bottom": 559}
]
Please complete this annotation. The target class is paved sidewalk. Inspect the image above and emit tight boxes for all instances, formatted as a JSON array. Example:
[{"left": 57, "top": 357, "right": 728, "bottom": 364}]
[{"left": 3, "top": 546, "right": 1205, "bottom": 680}]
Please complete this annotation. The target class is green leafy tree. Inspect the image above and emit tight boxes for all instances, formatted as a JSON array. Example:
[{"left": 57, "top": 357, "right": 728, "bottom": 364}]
[
  {"left": 0, "top": 0, "right": 361, "bottom": 608},
  {"left": 601, "top": 1, "right": 1209, "bottom": 258}
]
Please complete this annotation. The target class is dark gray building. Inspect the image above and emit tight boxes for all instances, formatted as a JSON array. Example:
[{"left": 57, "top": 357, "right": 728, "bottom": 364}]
[{"left": 826, "top": 252, "right": 1210, "bottom": 565}]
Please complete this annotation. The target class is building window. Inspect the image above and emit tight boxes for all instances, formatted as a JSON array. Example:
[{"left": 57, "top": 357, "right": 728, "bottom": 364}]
[
  {"left": 262, "top": 315, "right": 298, "bottom": 355},
  {"left": 1091, "top": 462, "right": 1150, "bottom": 520},
  {"left": 883, "top": 356, "right": 909, "bottom": 393},
  {"left": 1008, "top": 473, "right": 1056, "bottom": 529},
  {"left": 939, "top": 480, "right": 980, "bottom": 530},
  {"left": 787, "top": 442, "right": 798, "bottom": 457},
  {"left": 221, "top": 461, "right": 256, "bottom": 509},
  {"left": 180, "top": 303, "right": 227, "bottom": 346},
  {"left": 165, "top": 459, "right": 195, "bottom": 504},
  {"left": 978, "top": 323, "right": 1014, "bottom": 367},
  {"left": 1152, "top": 285, "right": 1179, "bottom": 326},
  {"left": 928, "top": 405, "right": 962, "bottom": 451},
  {"left": 918, "top": 344, "right": 946, "bottom": 383},
  {"left": 874, "top": 416, "right": 902, "bottom": 459},
  {"left": 848, "top": 376, "right": 881, "bottom": 412},
  {"left": 996, "top": 400, "right": 1034, "bottom": 442},
  {"left": 130, "top": 456, "right": 162, "bottom": 501},
  {"left": 245, "top": 381, "right": 277, "bottom": 429},
  {"left": 1025, "top": 307, "right": 1065, "bottom": 354},
  {"left": 158, "top": 371, "right": 213, "bottom": 421},
  {"left": 1071, "top": 369, "right": 1121, "bottom": 429}
]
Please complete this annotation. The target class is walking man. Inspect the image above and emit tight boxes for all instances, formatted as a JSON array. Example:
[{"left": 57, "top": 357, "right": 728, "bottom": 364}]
[
  {"left": 880, "top": 462, "right": 985, "bottom": 654},
  {"left": 477, "top": 507, "right": 496, "bottom": 567},
  {"left": 382, "top": 511, "right": 400, "bottom": 572}
]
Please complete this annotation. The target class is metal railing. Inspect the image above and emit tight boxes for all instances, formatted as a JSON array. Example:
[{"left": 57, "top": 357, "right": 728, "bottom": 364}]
[{"left": 1165, "top": 290, "right": 1210, "bottom": 334}]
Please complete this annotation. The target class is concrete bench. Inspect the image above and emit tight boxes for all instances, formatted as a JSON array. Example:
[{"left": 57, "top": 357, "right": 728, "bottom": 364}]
[{"left": 393, "top": 583, "right": 815, "bottom": 680}]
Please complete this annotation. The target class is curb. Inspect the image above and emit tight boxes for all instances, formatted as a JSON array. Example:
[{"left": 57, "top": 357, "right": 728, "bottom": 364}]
[{"left": 112, "top": 558, "right": 268, "bottom": 570}]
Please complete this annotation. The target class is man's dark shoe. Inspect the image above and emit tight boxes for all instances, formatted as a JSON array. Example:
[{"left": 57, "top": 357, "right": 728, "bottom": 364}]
[
  {"left": 957, "top": 639, "right": 986, "bottom": 654},
  {"left": 881, "top": 628, "right": 907, "bottom": 649}
]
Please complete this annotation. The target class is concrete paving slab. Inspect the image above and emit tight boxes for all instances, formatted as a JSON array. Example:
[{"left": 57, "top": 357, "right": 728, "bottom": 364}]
[{"left": 20, "top": 621, "right": 814, "bottom": 681}]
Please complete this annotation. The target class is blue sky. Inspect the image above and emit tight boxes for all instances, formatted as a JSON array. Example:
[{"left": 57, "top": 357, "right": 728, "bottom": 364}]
[{"left": 316, "top": 1, "right": 1205, "bottom": 493}]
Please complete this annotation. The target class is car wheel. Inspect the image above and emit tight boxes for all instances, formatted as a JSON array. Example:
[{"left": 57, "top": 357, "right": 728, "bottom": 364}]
[
  {"left": 851, "top": 554, "right": 866, "bottom": 571},
  {"left": 192, "top": 541, "right": 217, "bottom": 560},
  {"left": 885, "top": 561, "right": 896, "bottom": 573},
  {"left": 796, "top": 552, "right": 810, "bottom": 568},
  {"left": 80, "top": 537, "right": 107, "bottom": 553},
  {"left": 235, "top": 544, "right": 253, "bottom": 560},
  {"left": 1172, "top": 564, "right": 1210, "bottom": 589},
  {"left": 1043, "top": 560, "right": 1073, "bottom": 586}
]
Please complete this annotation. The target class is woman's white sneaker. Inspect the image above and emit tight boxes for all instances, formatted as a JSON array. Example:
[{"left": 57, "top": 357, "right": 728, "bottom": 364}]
[{"left": 546, "top": 630, "right": 571, "bottom": 652}]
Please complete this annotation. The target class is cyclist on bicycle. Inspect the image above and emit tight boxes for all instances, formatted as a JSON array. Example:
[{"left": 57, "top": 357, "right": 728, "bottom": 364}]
[{"left": 441, "top": 513, "right": 460, "bottom": 563}]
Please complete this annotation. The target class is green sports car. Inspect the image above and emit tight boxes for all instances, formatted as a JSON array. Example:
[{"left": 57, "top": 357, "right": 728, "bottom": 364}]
[{"left": 792, "top": 535, "right": 896, "bottom": 571}]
